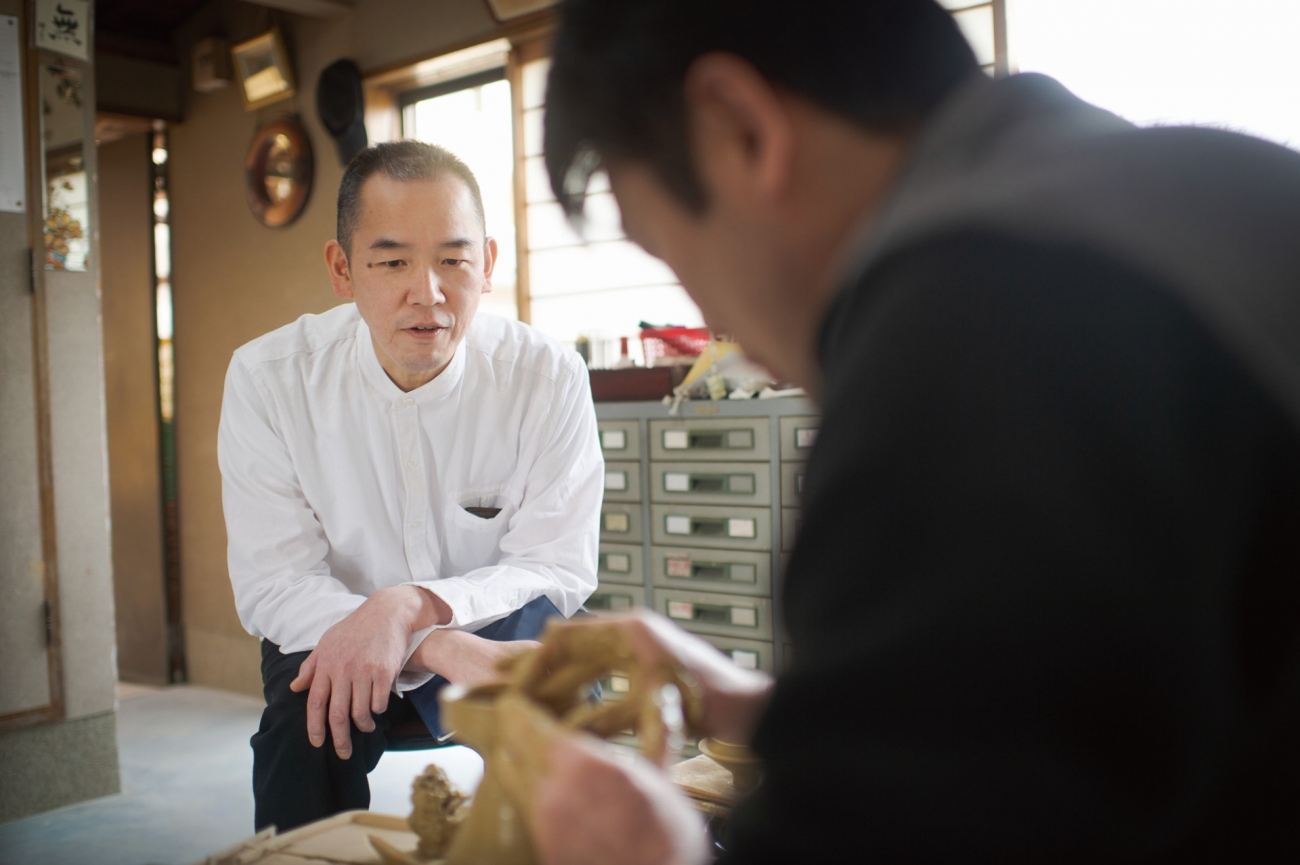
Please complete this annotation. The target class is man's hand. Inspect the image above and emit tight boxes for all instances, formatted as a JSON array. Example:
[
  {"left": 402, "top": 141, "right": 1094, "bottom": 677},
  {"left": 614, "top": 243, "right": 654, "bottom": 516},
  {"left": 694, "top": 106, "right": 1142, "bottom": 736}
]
[
  {"left": 289, "top": 585, "right": 444, "bottom": 759},
  {"left": 407, "top": 628, "right": 539, "bottom": 688},
  {"left": 496, "top": 692, "right": 710, "bottom": 865},
  {"left": 522, "top": 609, "right": 775, "bottom": 744}
]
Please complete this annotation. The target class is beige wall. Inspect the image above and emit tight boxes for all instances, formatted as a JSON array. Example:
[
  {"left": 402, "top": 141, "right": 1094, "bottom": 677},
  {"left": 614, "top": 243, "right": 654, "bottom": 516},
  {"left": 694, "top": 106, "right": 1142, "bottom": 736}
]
[
  {"left": 168, "top": 0, "right": 507, "bottom": 696},
  {"left": 101, "top": 132, "right": 171, "bottom": 685}
]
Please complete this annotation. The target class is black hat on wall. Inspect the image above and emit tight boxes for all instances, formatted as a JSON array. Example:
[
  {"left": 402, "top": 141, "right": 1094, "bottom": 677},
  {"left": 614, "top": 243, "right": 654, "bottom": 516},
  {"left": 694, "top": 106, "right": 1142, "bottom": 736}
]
[{"left": 317, "top": 59, "right": 368, "bottom": 166}]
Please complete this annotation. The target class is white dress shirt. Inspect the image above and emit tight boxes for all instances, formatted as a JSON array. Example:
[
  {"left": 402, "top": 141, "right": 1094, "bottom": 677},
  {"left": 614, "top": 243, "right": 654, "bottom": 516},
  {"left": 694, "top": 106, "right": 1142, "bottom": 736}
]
[{"left": 218, "top": 304, "right": 602, "bottom": 688}]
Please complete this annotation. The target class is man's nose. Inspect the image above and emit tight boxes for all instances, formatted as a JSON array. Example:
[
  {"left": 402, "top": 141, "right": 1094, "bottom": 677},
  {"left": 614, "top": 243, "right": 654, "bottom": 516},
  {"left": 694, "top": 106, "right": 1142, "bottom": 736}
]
[{"left": 409, "top": 267, "right": 446, "bottom": 306}]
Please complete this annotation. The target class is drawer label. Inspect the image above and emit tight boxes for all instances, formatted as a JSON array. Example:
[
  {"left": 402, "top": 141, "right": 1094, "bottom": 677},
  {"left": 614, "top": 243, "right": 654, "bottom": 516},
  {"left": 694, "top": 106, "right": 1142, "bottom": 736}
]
[
  {"left": 662, "top": 429, "right": 689, "bottom": 449},
  {"left": 727, "top": 518, "right": 756, "bottom": 539},
  {"left": 795, "top": 427, "right": 818, "bottom": 449},
  {"left": 666, "top": 556, "right": 692, "bottom": 578},
  {"left": 604, "top": 553, "right": 631, "bottom": 573},
  {"left": 726, "top": 429, "right": 755, "bottom": 449},
  {"left": 663, "top": 472, "right": 691, "bottom": 492},
  {"left": 730, "top": 649, "right": 759, "bottom": 670},
  {"left": 730, "top": 607, "right": 757, "bottom": 627},
  {"left": 667, "top": 601, "right": 694, "bottom": 620},
  {"left": 665, "top": 515, "right": 691, "bottom": 535},
  {"left": 601, "top": 429, "right": 627, "bottom": 450},
  {"left": 604, "top": 512, "right": 630, "bottom": 533},
  {"left": 609, "top": 675, "right": 630, "bottom": 694},
  {"left": 604, "top": 471, "right": 627, "bottom": 491},
  {"left": 730, "top": 563, "right": 756, "bottom": 582}
]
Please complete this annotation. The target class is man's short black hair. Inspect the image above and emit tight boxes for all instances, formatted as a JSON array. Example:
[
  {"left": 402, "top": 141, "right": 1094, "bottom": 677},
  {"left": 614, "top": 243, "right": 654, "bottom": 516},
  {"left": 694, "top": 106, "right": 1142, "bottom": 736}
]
[
  {"left": 545, "top": 0, "right": 979, "bottom": 219},
  {"left": 337, "top": 140, "right": 485, "bottom": 257}
]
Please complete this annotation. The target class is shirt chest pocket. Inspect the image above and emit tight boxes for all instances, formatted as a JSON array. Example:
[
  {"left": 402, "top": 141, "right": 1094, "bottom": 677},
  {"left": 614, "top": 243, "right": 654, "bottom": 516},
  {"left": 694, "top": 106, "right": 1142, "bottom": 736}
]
[{"left": 442, "top": 487, "right": 521, "bottom": 571}]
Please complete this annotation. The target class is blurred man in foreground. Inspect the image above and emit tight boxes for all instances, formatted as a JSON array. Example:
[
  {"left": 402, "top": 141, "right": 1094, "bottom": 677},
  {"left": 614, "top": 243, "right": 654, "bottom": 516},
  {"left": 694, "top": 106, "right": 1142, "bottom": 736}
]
[{"left": 500, "top": 0, "right": 1300, "bottom": 861}]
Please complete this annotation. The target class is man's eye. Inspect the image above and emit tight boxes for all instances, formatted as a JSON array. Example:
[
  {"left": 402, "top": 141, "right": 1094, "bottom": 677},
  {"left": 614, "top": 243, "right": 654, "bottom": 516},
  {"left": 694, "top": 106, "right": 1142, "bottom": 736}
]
[
  {"left": 378, "top": 259, "right": 405, "bottom": 268},
  {"left": 442, "top": 258, "right": 465, "bottom": 266}
]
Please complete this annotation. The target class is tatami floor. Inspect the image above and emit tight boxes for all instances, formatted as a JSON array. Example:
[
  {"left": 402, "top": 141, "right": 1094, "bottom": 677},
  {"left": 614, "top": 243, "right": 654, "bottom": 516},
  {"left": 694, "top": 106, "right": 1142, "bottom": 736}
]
[{"left": 0, "top": 683, "right": 484, "bottom": 865}]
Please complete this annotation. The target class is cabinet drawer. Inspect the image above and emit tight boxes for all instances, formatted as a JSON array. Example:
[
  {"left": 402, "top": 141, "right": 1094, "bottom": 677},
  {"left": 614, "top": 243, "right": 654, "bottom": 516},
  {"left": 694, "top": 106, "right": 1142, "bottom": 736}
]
[
  {"left": 650, "top": 546, "right": 771, "bottom": 597},
  {"left": 588, "top": 583, "right": 646, "bottom": 613},
  {"left": 597, "top": 420, "right": 640, "bottom": 459},
  {"left": 649, "top": 417, "right": 769, "bottom": 461},
  {"left": 601, "top": 503, "right": 643, "bottom": 543},
  {"left": 781, "top": 507, "right": 801, "bottom": 552},
  {"left": 703, "top": 635, "right": 775, "bottom": 674},
  {"left": 779, "top": 461, "right": 807, "bottom": 508},
  {"left": 651, "top": 504, "right": 771, "bottom": 551},
  {"left": 602, "top": 461, "right": 641, "bottom": 503},
  {"left": 650, "top": 461, "right": 771, "bottom": 506},
  {"left": 653, "top": 588, "right": 773, "bottom": 640},
  {"left": 599, "top": 542, "right": 644, "bottom": 586},
  {"left": 778, "top": 416, "right": 819, "bottom": 461}
]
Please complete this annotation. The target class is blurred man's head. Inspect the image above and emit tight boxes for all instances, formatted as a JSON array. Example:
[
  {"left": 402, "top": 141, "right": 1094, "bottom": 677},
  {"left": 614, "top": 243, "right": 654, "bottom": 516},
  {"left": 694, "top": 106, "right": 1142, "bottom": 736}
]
[
  {"left": 326, "top": 141, "right": 496, "bottom": 392},
  {"left": 545, "top": 0, "right": 978, "bottom": 388}
]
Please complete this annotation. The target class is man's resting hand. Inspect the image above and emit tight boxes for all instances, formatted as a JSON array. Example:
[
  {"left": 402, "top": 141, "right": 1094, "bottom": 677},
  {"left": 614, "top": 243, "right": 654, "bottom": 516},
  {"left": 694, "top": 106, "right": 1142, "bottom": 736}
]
[
  {"left": 288, "top": 585, "right": 444, "bottom": 759},
  {"left": 406, "top": 628, "right": 540, "bottom": 688}
]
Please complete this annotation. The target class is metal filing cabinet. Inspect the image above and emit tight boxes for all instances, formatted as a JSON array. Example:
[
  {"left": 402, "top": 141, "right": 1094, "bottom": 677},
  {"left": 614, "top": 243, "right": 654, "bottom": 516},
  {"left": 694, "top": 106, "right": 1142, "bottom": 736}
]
[{"left": 595, "top": 398, "right": 818, "bottom": 675}]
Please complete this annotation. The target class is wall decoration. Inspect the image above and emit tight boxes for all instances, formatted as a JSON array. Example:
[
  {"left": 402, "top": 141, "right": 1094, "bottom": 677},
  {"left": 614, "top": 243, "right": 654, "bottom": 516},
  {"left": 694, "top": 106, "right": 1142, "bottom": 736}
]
[
  {"left": 244, "top": 116, "right": 313, "bottom": 228},
  {"left": 34, "top": 0, "right": 89, "bottom": 62},
  {"left": 482, "top": 0, "right": 558, "bottom": 22},
  {"left": 231, "top": 28, "right": 295, "bottom": 111}
]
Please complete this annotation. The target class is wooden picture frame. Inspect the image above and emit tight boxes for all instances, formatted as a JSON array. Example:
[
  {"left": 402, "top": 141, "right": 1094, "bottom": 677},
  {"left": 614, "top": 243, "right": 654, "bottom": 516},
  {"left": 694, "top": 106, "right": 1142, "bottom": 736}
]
[{"left": 231, "top": 28, "right": 296, "bottom": 111}]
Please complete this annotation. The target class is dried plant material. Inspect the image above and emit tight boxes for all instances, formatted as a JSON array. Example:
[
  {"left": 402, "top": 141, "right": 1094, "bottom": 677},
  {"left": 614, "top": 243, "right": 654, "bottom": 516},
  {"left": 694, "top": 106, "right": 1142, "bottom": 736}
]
[{"left": 409, "top": 763, "right": 467, "bottom": 860}]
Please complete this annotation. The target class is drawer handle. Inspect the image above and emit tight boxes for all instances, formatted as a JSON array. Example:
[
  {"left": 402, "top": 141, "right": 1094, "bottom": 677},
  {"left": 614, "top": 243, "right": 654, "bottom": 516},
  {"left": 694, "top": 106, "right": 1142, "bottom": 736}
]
[
  {"left": 665, "top": 557, "right": 757, "bottom": 583},
  {"left": 666, "top": 600, "right": 759, "bottom": 628},
  {"left": 663, "top": 472, "right": 756, "bottom": 495},
  {"left": 602, "top": 552, "right": 631, "bottom": 573},
  {"left": 662, "top": 429, "right": 756, "bottom": 450},
  {"left": 664, "top": 515, "right": 756, "bottom": 539},
  {"left": 601, "top": 429, "right": 627, "bottom": 450},
  {"left": 590, "top": 592, "right": 633, "bottom": 612}
]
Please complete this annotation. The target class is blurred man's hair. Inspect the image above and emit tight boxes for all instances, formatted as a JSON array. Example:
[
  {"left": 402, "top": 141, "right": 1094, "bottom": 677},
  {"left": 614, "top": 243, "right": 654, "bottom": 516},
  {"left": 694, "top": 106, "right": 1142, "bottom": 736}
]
[
  {"left": 545, "top": 0, "right": 979, "bottom": 220},
  {"left": 337, "top": 140, "right": 486, "bottom": 257}
]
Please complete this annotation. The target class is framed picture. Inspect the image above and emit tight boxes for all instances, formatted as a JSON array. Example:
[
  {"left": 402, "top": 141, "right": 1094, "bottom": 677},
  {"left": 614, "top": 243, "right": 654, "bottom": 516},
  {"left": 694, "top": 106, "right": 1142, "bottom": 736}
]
[
  {"left": 482, "top": 0, "right": 558, "bottom": 23},
  {"left": 231, "top": 28, "right": 296, "bottom": 111}
]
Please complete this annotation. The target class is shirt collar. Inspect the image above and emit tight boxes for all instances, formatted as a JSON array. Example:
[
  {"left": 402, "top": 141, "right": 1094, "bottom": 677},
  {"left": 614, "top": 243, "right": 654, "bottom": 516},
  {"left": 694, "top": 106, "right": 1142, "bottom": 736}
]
[{"left": 355, "top": 316, "right": 468, "bottom": 404}]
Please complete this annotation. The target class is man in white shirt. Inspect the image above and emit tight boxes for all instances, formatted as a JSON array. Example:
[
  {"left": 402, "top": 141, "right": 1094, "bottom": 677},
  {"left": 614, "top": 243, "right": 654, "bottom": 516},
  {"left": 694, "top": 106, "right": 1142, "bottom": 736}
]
[{"left": 218, "top": 141, "right": 603, "bottom": 832}]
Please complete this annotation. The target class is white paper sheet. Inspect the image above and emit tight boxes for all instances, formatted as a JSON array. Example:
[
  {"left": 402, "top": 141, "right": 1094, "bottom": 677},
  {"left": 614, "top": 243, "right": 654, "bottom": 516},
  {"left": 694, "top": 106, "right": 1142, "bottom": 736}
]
[{"left": 0, "top": 16, "right": 25, "bottom": 213}]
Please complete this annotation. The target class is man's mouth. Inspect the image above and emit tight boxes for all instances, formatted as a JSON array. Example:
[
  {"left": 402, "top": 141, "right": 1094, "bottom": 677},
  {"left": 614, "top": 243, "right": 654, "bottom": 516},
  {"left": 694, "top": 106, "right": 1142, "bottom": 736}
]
[{"left": 406, "top": 324, "right": 447, "bottom": 333}]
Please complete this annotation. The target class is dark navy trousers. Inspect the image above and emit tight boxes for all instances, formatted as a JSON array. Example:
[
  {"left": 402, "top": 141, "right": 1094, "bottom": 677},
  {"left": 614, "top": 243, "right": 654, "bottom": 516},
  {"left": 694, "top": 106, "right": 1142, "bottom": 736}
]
[{"left": 252, "top": 595, "right": 564, "bottom": 832}]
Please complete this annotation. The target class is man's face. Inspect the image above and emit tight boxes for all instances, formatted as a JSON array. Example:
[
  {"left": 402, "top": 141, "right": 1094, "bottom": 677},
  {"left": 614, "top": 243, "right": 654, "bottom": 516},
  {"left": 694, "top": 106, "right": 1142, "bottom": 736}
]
[{"left": 326, "top": 173, "right": 496, "bottom": 392}]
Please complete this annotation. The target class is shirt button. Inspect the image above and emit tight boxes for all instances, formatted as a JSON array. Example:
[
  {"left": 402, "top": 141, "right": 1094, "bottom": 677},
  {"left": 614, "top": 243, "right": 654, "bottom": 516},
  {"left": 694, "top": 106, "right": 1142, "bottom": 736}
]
[
  {"left": 403, "top": 398, "right": 413, "bottom": 407},
  {"left": 407, "top": 459, "right": 417, "bottom": 469},
  {"left": 410, "top": 521, "right": 422, "bottom": 530}
]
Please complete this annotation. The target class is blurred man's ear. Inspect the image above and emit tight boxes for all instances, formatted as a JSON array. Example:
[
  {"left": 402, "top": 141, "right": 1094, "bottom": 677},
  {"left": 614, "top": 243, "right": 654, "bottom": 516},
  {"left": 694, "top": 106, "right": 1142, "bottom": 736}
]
[
  {"left": 325, "top": 239, "right": 354, "bottom": 299},
  {"left": 683, "top": 52, "right": 796, "bottom": 209},
  {"left": 481, "top": 236, "right": 499, "bottom": 293}
]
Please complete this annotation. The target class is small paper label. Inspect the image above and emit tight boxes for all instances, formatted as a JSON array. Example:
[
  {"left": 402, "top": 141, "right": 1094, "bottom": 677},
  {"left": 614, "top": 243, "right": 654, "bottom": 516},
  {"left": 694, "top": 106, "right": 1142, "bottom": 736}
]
[
  {"left": 604, "top": 512, "right": 629, "bottom": 533},
  {"left": 728, "top": 474, "right": 755, "bottom": 494},
  {"left": 726, "top": 429, "right": 754, "bottom": 449},
  {"left": 730, "top": 563, "right": 756, "bottom": 583},
  {"left": 730, "top": 650, "right": 759, "bottom": 670},
  {"left": 609, "top": 675, "right": 631, "bottom": 693},
  {"left": 666, "top": 557, "right": 692, "bottom": 578},
  {"left": 795, "top": 427, "right": 818, "bottom": 449},
  {"left": 604, "top": 471, "right": 627, "bottom": 491},
  {"left": 662, "top": 429, "right": 689, "bottom": 449},
  {"left": 667, "top": 601, "right": 694, "bottom": 620},
  {"left": 605, "top": 553, "right": 630, "bottom": 573},
  {"left": 665, "top": 515, "right": 691, "bottom": 535},
  {"left": 601, "top": 429, "right": 627, "bottom": 450},
  {"left": 730, "top": 607, "right": 757, "bottom": 627},
  {"left": 728, "top": 518, "right": 756, "bottom": 539},
  {"left": 663, "top": 472, "right": 690, "bottom": 492}
]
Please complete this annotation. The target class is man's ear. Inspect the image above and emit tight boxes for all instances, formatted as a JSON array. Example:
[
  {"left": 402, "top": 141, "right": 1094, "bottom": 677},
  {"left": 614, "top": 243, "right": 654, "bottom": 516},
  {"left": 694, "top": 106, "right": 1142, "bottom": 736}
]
[
  {"left": 480, "top": 236, "right": 498, "bottom": 293},
  {"left": 325, "top": 239, "right": 354, "bottom": 299},
  {"left": 682, "top": 53, "right": 795, "bottom": 208}
]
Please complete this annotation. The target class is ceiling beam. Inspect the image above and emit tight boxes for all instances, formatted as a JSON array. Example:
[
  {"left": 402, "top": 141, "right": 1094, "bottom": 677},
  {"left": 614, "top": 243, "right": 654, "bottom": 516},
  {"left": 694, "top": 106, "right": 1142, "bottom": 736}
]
[{"left": 241, "top": 0, "right": 354, "bottom": 19}]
